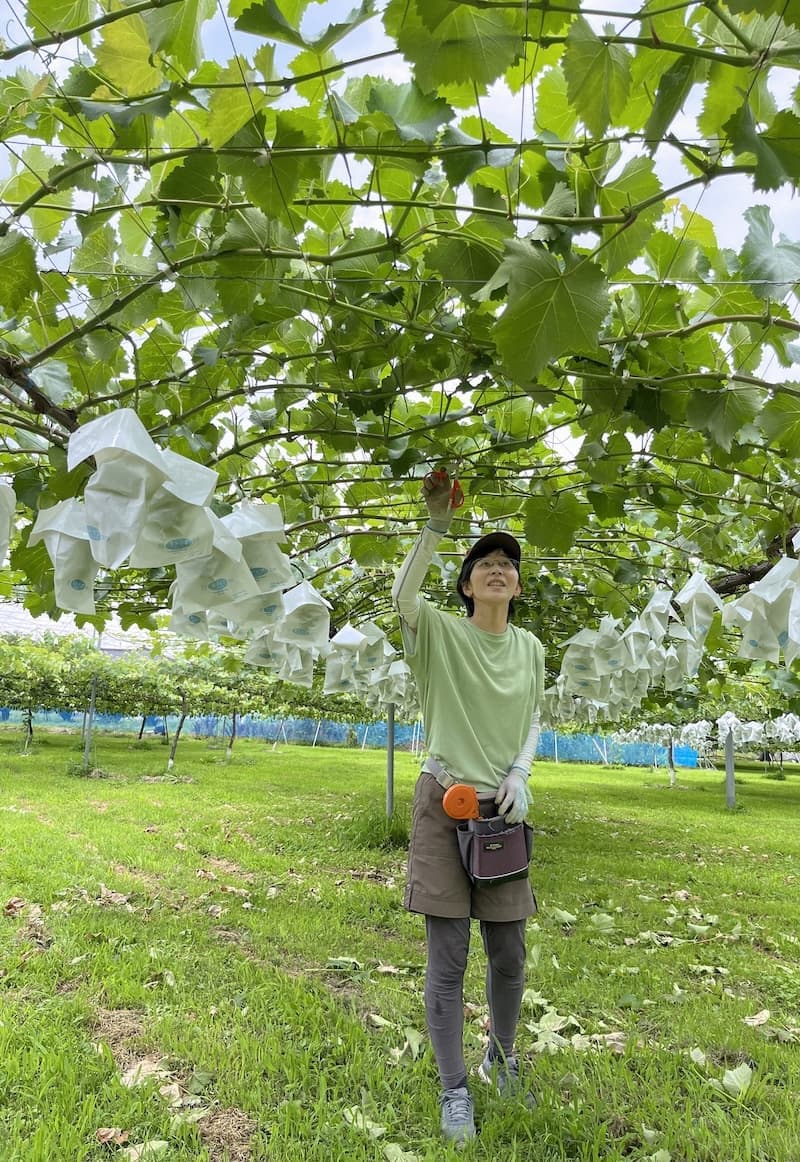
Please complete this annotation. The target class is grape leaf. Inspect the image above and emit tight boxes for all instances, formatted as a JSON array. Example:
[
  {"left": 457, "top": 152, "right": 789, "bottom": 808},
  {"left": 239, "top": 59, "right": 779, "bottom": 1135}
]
[{"left": 475, "top": 242, "right": 609, "bottom": 381}]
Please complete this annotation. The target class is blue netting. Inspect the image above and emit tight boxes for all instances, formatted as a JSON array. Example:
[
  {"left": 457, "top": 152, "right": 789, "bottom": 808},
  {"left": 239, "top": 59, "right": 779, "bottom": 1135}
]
[
  {"left": 0, "top": 706, "right": 699, "bottom": 766},
  {"left": 537, "top": 731, "right": 698, "bottom": 767}
]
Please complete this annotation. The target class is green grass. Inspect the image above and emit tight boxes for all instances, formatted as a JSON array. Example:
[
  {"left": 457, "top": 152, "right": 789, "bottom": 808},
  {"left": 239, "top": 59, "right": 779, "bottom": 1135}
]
[{"left": 1, "top": 730, "right": 800, "bottom": 1161}]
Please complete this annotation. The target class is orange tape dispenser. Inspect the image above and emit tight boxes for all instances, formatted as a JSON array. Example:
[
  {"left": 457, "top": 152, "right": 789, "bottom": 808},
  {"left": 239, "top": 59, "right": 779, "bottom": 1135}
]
[{"left": 442, "top": 783, "right": 481, "bottom": 820}]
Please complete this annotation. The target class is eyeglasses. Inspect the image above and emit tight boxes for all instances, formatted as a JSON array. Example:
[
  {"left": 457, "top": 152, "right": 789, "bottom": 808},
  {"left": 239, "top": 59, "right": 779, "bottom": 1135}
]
[{"left": 473, "top": 557, "right": 518, "bottom": 571}]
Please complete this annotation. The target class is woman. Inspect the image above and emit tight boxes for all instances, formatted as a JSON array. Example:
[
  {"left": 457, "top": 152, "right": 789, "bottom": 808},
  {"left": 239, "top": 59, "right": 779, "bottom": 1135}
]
[{"left": 391, "top": 470, "right": 545, "bottom": 1145}]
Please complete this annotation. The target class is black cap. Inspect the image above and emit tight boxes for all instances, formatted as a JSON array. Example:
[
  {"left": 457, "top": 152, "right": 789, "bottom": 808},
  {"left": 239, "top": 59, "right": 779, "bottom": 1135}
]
[
  {"left": 457, "top": 532, "right": 522, "bottom": 602},
  {"left": 462, "top": 531, "right": 521, "bottom": 567}
]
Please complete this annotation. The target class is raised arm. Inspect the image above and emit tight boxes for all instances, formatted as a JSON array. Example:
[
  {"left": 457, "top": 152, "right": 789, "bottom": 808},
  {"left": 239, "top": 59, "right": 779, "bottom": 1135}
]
[{"left": 391, "top": 470, "right": 460, "bottom": 631}]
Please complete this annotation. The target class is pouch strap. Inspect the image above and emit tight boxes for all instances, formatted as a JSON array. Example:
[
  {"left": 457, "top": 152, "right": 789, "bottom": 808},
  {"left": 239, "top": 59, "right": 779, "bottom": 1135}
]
[{"left": 422, "top": 756, "right": 458, "bottom": 790}]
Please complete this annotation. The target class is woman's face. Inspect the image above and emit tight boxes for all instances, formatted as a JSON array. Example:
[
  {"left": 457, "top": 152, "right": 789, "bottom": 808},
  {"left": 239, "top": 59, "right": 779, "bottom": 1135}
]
[{"left": 461, "top": 553, "right": 521, "bottom": 606}]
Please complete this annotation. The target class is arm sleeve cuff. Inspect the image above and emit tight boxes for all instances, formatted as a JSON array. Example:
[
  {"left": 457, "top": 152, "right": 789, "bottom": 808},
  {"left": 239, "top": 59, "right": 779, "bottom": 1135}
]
[{"left": 509, "top": 712, "right": 541, "bottom": 778}]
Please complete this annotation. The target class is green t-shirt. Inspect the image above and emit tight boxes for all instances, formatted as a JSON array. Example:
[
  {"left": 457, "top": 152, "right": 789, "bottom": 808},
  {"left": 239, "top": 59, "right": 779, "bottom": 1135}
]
[{"left": 401, "top": 599, "right": 545, "bottom": 792}]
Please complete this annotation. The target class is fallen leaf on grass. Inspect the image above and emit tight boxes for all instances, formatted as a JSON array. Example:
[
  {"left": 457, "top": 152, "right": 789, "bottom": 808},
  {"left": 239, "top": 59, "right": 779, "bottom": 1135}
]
[
  {"left": 522, "top": 988, "right": 550, "bottom": 1008},
  {"left": 343, "top": 1108, "right": 386, "bottom": 1138},
  {"left": 121, "top": 1141, "right": 169, "bottom": 1160},
  {"left": 97, "top": 884, "right": 132, "bottom": 909},
  {"left": 158, "top": 1080, "right": 183, "bottom": 1105},
  {"left": 526, "top": 1009, "right": 587, "bottom": 1053},
  {"left": 588, "top": 912, "right": 615, "bottom": 933},
  {"left": 627, "top": 931, "right": 683, "bottom": 947},
  {"left": 617, "top": 993, "right": 649, "bottom": 1011},
  {"left": 383, "top": 1144, "right": 422, "bottom": 1161},
  {"left": 743, "top": 1009, "right": 770, "bottom": 1027},
  {"left": 722, "top": 1063, "right": 753, "bottom": 1097},
  {"left": 570, "top": 1031, "right": 631, "bottom": 1055},
  {"left": 707, "top": 1062, "right": 753, "bottom": 1098},
  {"left": 327, "top": 956, "right": 362, "bottom": 971},
  {"left": 550, "top": 908, "right": 577, "bottom": 926},
  {"left": 526, "top": 943, "right": 542, "bottom": 969},
  {"left": 591, "top": 1031, "right": 630, "bottom": 1054},
  {"left": 4, "top": 898, "right": 26, "bottom": 916},
  {"left": 756, "top": 1024, "right": 798, "bottom": 1043},
  {"left": 389, "top": 1027, "right": 424, "bottom": 1063},
  {"left": 95, "top": 1127, "right": 129, "bottom": 1145},
  {"left": 185, "top": 1068, "right": 215, "bottom": 1094},
  {"left": 18, "top": 903, "right": 52, "bottom": 948},
  {"left": 120, "top": 1057, "right": 171, "bottom": 1088},
  {"left": 169, "top": 1105, "right": 210, "bottom": 1131},
  {"left": 144, "top": 969, "right": 176, "bottom": 989}
]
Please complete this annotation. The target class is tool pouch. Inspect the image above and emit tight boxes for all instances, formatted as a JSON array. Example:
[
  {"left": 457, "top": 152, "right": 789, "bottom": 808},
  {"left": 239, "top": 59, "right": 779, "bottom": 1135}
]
[{"left": 455, "top": 814, "right": 533, "bottom": 886}]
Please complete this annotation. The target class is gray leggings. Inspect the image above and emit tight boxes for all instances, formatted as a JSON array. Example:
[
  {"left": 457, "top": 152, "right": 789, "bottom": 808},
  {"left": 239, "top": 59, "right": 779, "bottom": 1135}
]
[{"left": 424, "top": 914, "right": 527, "bottom": 1090}]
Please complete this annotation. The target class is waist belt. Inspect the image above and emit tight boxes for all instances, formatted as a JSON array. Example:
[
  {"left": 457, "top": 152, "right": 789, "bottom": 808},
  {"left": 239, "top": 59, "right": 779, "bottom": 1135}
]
[{"left": 423, "top": 757, "right": 458, "bottom": 790}]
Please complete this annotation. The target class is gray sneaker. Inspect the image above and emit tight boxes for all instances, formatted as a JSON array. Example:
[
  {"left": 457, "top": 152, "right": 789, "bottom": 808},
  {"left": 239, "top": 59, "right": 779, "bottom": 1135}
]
[
  {"left": 477, "top": 1050, "right": 536, "bottom": 1108},
  {"left": 439, "top": 1085, "right": 476, "bottom": 1146}
]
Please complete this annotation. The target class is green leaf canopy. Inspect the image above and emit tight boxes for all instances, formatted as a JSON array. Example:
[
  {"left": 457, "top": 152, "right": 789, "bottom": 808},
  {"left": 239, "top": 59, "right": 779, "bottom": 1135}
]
[{"left": 1, "top": 0, "right": 800, "bottom": 709}]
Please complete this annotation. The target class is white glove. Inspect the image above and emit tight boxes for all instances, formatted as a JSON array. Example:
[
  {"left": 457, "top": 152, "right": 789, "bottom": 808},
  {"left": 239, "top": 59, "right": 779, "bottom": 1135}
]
[
  {"left": 421, "top": 469, "right": 457, "bottom": 527},
  {"left": 495, "top": 772, "right": 531, "bottom": 825}
]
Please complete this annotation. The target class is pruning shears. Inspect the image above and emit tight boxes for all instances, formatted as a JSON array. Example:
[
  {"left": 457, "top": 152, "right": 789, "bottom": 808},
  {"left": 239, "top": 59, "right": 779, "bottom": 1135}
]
[{"left": 423, "top": 466, "right": 464, "bottom": 509}]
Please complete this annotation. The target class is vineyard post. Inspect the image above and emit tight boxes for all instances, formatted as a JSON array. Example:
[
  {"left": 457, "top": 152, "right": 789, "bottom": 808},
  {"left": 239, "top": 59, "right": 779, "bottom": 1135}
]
[
  {"left": 82, "top": 674, "right": 97, "bottom": 773},
  {"left": 725, "top": 729, "right": 736, "bottom": 809},
  {"left": 386, "top": 704, "right": 395, "bottom": 819}
]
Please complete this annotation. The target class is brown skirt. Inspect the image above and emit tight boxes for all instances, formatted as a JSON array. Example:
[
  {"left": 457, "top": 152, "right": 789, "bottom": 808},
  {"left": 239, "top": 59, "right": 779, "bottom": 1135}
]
[{"left": 404, "top": 772, "right": 537, "bottom": 921}]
